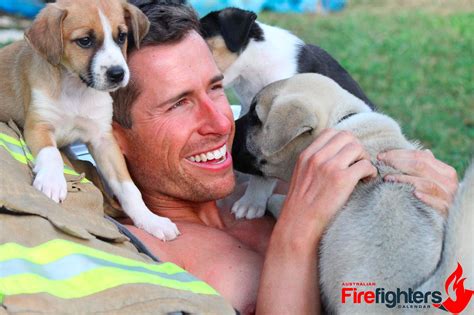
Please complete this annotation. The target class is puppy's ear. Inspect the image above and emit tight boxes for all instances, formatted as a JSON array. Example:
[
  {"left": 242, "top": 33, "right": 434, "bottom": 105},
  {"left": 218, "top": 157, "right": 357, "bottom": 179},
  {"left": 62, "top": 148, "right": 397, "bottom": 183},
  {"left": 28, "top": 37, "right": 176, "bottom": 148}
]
[
  {"left": 219, "top": 9, "right": 257, "bottom": 53},
  {"left": 261, "top": 100, "right": 317, "bottom": 156},
  {"left": 123, "top": 2, "right": 150, "bottom": 49},
  {"left": 24, "top": 4, "right": 67, "bottom": 66}
]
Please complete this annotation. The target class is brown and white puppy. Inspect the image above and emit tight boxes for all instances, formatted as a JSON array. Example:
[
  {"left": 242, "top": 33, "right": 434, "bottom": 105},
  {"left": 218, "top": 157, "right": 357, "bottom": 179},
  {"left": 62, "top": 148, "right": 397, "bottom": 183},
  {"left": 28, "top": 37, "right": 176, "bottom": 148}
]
[{"left": 0, "top": 0, "right": 179, "bottom": 241}]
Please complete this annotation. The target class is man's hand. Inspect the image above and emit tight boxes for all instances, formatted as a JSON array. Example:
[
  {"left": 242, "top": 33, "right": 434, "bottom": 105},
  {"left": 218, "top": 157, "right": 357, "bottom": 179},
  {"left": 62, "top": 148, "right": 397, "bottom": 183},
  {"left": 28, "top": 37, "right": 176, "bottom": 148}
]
[
  {"left": 378, "top": 149, "right": 459, "bottom": 216},
  {"left": 257, "top": 129, "right": 377, "bottom": 315},
  {"left": 278, "top": 129, "right": 378, "bottom": 245}
]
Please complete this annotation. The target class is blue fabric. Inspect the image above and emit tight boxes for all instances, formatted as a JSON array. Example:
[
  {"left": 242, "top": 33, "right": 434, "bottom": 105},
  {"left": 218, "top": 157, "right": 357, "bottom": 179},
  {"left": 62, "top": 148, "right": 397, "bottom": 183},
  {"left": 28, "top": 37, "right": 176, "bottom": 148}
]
[
  {"left": 0, "top": 0, "right": 44, "bottom": 18},
  {"left": 1, "top": 0, "right": 346, "bottom": 19},
  {"left": 189, "top": 0, "right": 346, "bottom": 16},
  {"left": 263, "top": 0, "right": 317, "bottom": 13}
]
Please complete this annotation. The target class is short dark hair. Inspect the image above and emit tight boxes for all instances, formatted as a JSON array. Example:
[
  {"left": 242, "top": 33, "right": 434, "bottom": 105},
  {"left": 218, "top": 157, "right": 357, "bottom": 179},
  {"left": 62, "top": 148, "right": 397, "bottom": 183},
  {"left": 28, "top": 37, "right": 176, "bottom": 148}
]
[{"left": 112, "top": 1, "right": 200, "bottom": 128}]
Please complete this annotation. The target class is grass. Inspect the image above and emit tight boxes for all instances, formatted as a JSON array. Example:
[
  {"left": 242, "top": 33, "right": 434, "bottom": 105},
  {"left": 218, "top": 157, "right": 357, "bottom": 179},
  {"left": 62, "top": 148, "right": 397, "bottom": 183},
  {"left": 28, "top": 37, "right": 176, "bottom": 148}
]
[{"left": 253, "top": 0, "right": 473, "bottom": 175}]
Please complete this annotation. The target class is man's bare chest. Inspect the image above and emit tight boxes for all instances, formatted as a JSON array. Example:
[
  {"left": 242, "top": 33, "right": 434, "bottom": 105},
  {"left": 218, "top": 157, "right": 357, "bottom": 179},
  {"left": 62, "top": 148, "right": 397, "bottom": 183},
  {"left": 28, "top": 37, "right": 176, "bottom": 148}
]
[
  {"left": 178, "top": 226, "right": 264, "bottom": 314},
  {"left": 127, "top": 215, "right": 274, "bottom": 313}
]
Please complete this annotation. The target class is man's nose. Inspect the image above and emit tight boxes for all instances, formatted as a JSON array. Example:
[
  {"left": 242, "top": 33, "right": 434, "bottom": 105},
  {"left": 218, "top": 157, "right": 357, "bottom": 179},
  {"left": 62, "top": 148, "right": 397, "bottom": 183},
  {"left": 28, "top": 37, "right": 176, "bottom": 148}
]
[{"left": 197, "top": 96, "right": 232, "bottom": 135}]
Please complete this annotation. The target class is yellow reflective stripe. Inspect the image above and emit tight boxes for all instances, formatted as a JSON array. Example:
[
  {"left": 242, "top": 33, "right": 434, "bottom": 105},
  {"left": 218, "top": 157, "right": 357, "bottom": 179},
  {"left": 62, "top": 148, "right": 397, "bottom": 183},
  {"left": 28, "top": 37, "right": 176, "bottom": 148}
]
[
  {"left": 0, "top": 240, "right": 182, "bottom": 275},
  {"left": 0, "top": 268, "right": 217, "bottom": 298},
  {"left": 0, "top": 240, "right": 219, "bottom": 297},
  {"left": 63, "top": 168, "right": 90, "bottom": 184},
  {"left": 18, "top": 138, "right": 35, "bottom": 161},
  {"left": 0, "top": 132, "right": 90, "bottom": 184},
  {"left": 0, "top": 133, "right": 34, "bottom": 161},
  {"left": 0, "top": 141, "right": 29, "bottom": 164},
  {"left": 0, "top": 132, "right": 24, "bottom": 147}
]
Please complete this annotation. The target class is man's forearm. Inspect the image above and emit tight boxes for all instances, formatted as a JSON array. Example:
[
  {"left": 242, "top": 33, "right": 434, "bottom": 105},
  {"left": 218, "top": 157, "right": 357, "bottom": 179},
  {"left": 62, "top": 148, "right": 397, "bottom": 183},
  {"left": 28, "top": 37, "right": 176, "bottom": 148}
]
[
  {"left": 255, "top": 129, "right": 377, "bottom": 314},
  {"left": 256, "top": 221, "right": 321, "bottom": 314}
]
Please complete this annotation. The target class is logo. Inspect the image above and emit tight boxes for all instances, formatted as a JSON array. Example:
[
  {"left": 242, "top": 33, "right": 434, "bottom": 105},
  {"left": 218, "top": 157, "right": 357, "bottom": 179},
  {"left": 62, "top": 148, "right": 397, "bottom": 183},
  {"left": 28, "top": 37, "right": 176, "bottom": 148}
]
[
  {"left": 340, "top": 263, "right": 473, "bottom": 312},
  {"left": 341, "top": 283, "right": 442, "bottom": 310},
  {"left": 433, "top": 263, "right": 474, "bottom": 314}
]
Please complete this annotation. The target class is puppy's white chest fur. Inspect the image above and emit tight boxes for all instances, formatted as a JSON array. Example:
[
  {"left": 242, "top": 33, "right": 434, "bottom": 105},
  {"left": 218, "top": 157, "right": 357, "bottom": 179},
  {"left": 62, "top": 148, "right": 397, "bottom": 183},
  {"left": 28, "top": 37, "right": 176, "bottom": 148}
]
[{"left": 32, "top": 74, "right": 113, "bottom": 147}]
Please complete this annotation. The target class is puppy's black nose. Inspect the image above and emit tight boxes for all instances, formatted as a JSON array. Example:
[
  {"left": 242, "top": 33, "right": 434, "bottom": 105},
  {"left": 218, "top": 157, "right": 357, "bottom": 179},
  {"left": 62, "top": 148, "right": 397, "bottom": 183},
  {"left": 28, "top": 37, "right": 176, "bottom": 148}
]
[{"left": 106, "top": 66, "right": 125, "bottom": 83}]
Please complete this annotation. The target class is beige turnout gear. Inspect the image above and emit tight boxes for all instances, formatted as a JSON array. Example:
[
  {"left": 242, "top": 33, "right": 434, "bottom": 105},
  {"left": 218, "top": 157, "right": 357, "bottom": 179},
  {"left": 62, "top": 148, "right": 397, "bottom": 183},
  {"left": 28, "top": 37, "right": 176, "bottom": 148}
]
[{"left": 0, "top": 121, "right": 235, "bottom": 314}]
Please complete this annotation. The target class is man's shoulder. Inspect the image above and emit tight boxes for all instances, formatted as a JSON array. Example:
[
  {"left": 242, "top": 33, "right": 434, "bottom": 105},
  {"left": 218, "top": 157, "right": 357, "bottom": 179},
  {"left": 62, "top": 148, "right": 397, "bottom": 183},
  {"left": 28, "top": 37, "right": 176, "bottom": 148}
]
[{"left": 126, "top": 214, "right": 274, "bottom": 263}]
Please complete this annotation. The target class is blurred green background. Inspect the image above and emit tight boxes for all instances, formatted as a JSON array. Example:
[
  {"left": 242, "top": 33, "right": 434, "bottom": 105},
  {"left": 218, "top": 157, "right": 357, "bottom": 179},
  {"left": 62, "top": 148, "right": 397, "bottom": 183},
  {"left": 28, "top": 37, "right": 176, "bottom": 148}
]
[
  {"left": 230, "top": 0, "right": 474, "bottom": 175},
  {"left": 1, "top": 0, "right": 472, "bottom": 175}
]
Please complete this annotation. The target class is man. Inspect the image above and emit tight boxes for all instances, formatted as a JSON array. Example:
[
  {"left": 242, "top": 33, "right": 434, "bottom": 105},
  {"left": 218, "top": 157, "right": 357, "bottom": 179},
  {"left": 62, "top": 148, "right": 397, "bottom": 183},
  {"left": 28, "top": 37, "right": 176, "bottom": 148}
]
[{"left": 110, "top": 2, "right": 459, "bottom": 314}]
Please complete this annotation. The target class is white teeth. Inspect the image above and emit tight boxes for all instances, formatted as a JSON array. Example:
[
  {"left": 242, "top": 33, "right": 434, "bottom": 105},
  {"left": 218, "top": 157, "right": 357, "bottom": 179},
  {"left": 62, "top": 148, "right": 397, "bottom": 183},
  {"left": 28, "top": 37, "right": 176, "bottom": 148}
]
[{"left": 186, "top": 144, "right": 227, "bottom": 163}]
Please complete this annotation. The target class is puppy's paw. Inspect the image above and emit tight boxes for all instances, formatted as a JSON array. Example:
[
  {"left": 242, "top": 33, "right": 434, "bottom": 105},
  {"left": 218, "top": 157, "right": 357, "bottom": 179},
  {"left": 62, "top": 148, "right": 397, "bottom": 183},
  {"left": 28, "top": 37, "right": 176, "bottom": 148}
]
[
  {"left": 231, "top": 194, "right": 267, "bottom": 220},
  {"left": 33, "top": 168, "right": 68, "bottom": 203},
  {"left": 135, "top": 215, "right": 180, "bottom": 241},
  {"left": 111, "top": 182, "right": 180, "bottom": 241},
  {"left": 33, "top": 146, "right": 67, "bottom": 203}
]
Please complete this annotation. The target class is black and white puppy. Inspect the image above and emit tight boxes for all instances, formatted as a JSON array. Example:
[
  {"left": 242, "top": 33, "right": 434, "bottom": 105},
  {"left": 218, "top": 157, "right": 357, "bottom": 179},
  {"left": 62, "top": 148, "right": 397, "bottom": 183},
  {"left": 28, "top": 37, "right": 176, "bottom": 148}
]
[
  {"left": 200, "top": 8, "right": 375, "bottom": 219},
  {"left": 200, "top": 7, "right": 375, "bottom": 114}
]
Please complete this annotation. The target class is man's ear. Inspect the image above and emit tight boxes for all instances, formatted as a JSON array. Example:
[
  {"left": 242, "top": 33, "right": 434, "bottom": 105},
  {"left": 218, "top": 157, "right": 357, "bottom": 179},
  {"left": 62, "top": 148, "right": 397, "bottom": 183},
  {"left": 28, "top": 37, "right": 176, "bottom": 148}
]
[
  {"left": 218, "top": 9, "right": 257, "bottom": 53},
  {"left": 123, "top": 2, "right": 150, "bottom": 49},
  {"left": 112, "top": 121, "right": 130, "bottom": 156},
  {"left": 24, "top": 4, "right": 67, "bottom": 66},
  {"left": 261, "top": 100, "right": 317, "bottom": 156}
]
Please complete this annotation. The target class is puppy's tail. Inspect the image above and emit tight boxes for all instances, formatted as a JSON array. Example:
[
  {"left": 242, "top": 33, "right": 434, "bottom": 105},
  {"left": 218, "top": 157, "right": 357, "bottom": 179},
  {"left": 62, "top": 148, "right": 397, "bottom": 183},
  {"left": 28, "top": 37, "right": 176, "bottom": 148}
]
[{"left": 418, "top": 159, "right": 474, "bottom": 311}]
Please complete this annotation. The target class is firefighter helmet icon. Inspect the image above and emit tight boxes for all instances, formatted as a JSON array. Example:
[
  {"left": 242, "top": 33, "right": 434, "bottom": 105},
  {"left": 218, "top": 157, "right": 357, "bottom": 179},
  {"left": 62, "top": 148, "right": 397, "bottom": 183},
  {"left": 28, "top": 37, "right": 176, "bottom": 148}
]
[{"left": 433, "top": 263, "right": 474, "bottom": 313}]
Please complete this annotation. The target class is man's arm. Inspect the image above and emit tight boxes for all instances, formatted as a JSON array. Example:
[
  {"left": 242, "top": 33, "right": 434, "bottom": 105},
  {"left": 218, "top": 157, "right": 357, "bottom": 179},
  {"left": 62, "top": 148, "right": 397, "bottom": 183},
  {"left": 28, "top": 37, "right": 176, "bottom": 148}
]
[
  {"left": 255, "top": 131, "right": 460, "bottom": 314},
  {"left": 256, "top": 129, "right": 377, "bottom": 314}
]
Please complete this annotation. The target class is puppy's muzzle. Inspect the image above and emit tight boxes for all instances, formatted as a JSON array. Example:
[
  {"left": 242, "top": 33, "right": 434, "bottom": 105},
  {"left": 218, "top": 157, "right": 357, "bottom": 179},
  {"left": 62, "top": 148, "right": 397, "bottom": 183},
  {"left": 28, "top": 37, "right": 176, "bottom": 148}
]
[{"left": 106, "top": 66, "right": 126, "bottom": 84}]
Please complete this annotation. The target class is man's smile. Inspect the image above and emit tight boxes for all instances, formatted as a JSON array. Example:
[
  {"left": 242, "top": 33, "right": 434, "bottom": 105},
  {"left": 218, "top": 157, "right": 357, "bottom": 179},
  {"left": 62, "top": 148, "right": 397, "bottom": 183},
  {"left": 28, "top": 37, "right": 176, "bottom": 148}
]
[
  {"left": 186, "top": 144, "right": 227, "bottom": 163},
  {"left": 185, "top": 144, "right": 233, "bottom": 170}
]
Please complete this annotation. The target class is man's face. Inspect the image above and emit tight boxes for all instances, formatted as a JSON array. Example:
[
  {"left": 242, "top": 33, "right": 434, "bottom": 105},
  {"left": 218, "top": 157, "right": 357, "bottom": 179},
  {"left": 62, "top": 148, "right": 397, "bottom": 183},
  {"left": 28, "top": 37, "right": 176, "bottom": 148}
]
[{"left": 115, "top": 31, "right": 235, "bottom": 203}]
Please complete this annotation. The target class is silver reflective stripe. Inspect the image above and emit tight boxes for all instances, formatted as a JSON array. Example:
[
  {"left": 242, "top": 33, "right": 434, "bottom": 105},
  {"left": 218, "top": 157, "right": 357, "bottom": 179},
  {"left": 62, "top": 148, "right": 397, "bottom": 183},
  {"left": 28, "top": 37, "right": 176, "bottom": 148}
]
[
  {"left": 0, "top": 138, "right": 25, "bottom": 155},
  {"left": 0, "top": 254, "right": 199, "bottom": 282}
]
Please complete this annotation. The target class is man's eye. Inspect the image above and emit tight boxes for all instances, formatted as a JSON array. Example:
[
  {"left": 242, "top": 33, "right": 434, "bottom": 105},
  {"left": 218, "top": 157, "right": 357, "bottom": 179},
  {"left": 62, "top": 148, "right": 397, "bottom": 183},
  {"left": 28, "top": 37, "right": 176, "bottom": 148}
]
[
  {"left": 169, "top": 99, "right": 186, "bottom": 111},
  {"left": 211, "top": 84, "right": 223, "bottom": 91},
  {"left": 75, "top": 36, "right": 93, "bottom": 48}
]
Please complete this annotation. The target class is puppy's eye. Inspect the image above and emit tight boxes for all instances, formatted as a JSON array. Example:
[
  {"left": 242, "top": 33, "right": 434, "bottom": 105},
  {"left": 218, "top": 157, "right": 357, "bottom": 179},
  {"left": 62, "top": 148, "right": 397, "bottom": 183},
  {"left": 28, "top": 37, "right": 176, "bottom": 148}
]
[
  {"left": 249, "top": 97, "right": 259, "bottom": 110},
  {"left": 250, "top": 109, "right": 262, "bottom": 126},
  {"left": 76, "top": 37, "right": 93, "bottom": 48},
  {"left": 117, "top": 32, "right": 127, "bottom": 45}
]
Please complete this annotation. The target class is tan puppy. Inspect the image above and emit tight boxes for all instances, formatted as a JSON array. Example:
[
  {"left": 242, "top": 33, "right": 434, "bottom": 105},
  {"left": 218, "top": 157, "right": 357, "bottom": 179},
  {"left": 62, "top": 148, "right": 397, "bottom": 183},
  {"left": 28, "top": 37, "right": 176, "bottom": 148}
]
[
  {"left": 0, "top": 0, "right": 179, "bottom": 241},
  {"left": 233, "top": 73, "right": 473, "bottom": 313}
]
